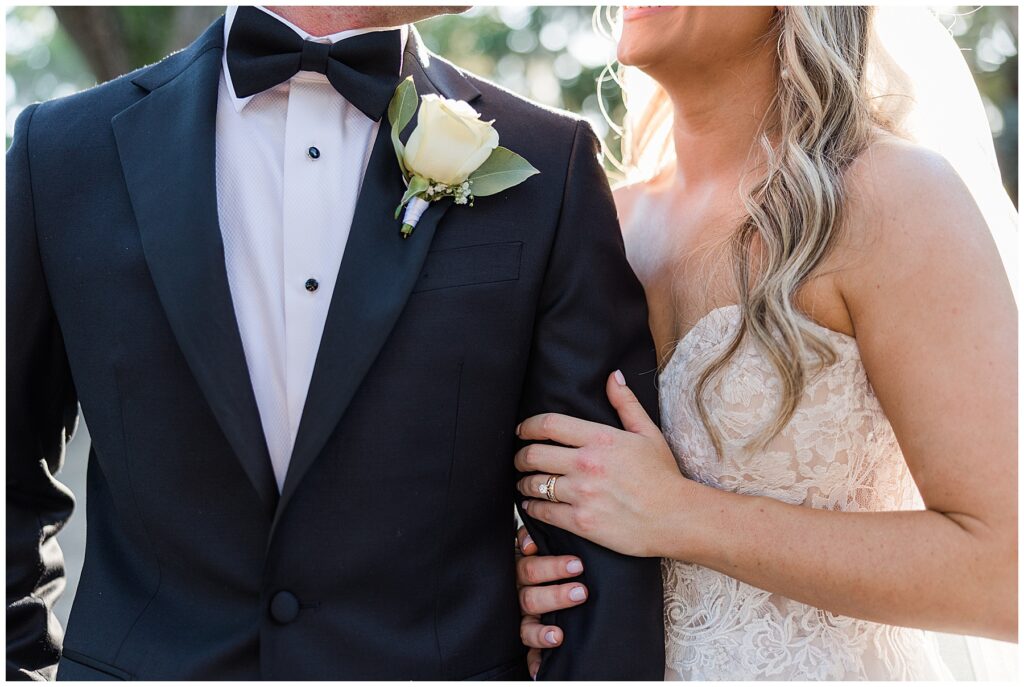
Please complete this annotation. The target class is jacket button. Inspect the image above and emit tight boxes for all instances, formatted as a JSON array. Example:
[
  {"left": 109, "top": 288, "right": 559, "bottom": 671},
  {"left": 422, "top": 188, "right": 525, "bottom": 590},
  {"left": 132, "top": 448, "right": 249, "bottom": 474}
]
[{"left": 270, "top": 590, "right": 300, "bottom": 624}]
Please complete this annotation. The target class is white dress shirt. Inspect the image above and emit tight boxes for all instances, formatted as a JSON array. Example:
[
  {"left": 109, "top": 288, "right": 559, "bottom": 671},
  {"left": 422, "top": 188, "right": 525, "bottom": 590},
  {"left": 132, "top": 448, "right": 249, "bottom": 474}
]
[{"left": 215, "top": 6, "right": 408, "bottom": 490}]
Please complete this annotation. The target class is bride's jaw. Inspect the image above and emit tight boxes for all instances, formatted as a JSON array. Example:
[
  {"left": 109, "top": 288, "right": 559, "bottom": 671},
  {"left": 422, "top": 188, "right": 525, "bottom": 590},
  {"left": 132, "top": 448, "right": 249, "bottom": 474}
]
[{"left": 617, "top": 6, "right": 775, "bottom": 76}]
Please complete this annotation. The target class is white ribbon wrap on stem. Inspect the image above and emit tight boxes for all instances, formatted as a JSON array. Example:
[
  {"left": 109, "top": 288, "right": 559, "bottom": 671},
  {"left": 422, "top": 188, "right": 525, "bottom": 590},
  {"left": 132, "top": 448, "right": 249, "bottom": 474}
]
[{"left": 401, "top": 196, "right": 431, "bottom": 230}]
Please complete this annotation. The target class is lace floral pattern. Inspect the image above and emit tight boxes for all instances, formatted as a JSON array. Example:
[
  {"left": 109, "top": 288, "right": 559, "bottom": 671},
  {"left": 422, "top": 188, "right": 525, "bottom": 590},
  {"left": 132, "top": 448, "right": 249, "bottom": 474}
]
[{"left": 659, "top": 306, "right": 951, "bottom": 680}]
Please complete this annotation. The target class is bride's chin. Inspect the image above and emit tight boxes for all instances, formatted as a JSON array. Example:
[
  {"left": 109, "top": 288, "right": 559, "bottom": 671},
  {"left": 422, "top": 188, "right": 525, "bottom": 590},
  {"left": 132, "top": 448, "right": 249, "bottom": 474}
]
[
  {"left": 615, "top": 45, "right": 663, "bottom": 75},
  {"left": 617, "top": 31, "right": 672, "bottom": 69},
  {"left": 616, "top": 41, "right": 650, "bottom": 68}
]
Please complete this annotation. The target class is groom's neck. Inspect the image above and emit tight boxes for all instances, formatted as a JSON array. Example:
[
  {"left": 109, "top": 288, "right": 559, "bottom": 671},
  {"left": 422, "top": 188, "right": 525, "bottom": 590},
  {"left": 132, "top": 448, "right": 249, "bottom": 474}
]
[
  {"left": 264, "top": 6, "right": 378, "bottom": 36},
  {"left": 263, "top": 5, "right": 461, "bottom": 37}
]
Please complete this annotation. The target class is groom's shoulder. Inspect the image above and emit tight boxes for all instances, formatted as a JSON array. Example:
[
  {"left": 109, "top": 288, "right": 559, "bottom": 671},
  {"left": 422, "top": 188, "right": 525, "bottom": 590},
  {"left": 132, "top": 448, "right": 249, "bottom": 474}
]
[
  {"left": 24, "top": 63, "right": 161, "bottom": 151},
  {"left": 24, "top": 30, "right": 217, "bottom": 149},
  {"left": 465, "top": 66, "right": 581, "bottom": 129}
]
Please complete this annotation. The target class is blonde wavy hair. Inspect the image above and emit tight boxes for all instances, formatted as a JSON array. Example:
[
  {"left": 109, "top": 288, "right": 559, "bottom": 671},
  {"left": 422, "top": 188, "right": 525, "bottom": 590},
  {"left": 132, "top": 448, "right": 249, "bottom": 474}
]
[{"left": 601, "top": 6, "right": 887, "bottom": 455}]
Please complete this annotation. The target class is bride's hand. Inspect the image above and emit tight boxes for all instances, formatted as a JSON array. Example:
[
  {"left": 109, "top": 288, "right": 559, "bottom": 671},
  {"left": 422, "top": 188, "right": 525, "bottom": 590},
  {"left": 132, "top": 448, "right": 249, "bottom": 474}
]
[
  {"left": 515, "top": 526, "right": 587, "bottom": 679},
  {"left": 516, "top": 371, "right": 690, "bottom": 558}
]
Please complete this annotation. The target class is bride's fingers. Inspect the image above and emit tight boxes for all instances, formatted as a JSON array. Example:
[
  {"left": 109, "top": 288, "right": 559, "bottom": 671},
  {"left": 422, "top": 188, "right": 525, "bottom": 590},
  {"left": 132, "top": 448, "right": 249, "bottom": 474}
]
[
  {"left": 517, "top": 474, "right": 575, "bottom": 504},
  {"left": 513, "top": 442, "right": 575, "bottom": 474},
  {"left": 516, "top": 553, "right": 584, "bottom": 586},
  {"left": 516, "top": 412, "right": 604, "bottom": 447},
  {"left": 519, "top": 581, "right": 589, "bottom": 616},
  {"left": 520, "top": 499, "right": 574, "bottom": 532},
  {"left": 528, "top": 648, "right": 542, "bottom": 680},
  {"left": 606, "top": 369, "right": 660, "bottom": 437},
  {"left": 516, "top": 526, "right": 537, "bottom": 556},
  {"left": 520, "top": 613, "right": 563, "bottom": 649}
]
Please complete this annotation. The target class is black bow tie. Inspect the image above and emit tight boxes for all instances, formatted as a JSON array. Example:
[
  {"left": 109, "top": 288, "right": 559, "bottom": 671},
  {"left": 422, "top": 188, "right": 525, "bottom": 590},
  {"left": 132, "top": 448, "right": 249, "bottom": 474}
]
[{"left": 225, "top": 6, "right": 403, "bottom": 121}]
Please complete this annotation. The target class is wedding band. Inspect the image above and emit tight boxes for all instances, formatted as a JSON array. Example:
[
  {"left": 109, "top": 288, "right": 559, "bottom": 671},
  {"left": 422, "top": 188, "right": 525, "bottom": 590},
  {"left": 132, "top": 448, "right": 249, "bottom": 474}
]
[{"left": 539, "top": 475, "right": 560, "bottom": 503}]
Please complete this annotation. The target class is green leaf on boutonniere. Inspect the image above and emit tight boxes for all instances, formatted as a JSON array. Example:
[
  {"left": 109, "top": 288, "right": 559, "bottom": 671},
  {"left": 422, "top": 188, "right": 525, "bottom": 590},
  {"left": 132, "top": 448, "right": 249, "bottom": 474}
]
[
  {"left": 387, "top": 76, "right": 418, "bottom": 177},
  {"left": 468, "top": 146, "right": 540, "bottom": 198},
  {"left": 394, "top": 175, "right": 429, "bottom": 219}
]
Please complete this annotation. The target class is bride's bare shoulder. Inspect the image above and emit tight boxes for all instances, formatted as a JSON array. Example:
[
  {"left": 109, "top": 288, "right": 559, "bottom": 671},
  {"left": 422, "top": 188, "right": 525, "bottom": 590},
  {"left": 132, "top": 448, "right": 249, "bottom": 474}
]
[
  {"left": 844, "top": 134, "right": 977, "bottom": 234},
  {"left": 837, "top": 132, "right": 1002, "bottom": 298}
]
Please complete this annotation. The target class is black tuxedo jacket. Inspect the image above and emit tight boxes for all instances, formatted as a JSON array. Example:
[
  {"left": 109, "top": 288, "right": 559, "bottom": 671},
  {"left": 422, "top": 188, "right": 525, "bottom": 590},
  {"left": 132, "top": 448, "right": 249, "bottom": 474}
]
[{"left": 7, "top": 20, "right": 664, "bottom": 680}]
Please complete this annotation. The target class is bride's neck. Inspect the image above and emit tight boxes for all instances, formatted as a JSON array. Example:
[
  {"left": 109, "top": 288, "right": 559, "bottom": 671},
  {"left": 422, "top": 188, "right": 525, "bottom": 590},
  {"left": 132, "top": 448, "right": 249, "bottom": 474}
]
[{"left": 657, "top": 47, "right": 779, "bottom": 188}]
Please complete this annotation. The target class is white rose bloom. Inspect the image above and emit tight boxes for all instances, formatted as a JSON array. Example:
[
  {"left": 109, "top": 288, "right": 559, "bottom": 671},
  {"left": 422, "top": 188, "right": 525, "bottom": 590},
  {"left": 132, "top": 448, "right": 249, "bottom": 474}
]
[{"left": 403, "top": 94, "right": 499, "bottom": 185}]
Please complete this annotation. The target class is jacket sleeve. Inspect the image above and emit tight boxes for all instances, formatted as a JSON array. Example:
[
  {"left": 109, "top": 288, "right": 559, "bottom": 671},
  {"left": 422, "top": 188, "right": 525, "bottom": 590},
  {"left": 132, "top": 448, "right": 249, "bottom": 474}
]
[
  {"left": 516, "top": 120, "right": 665, "bottom": 680},
  {"left": 6, "top": 104, "right": 79, "bottom": 681}
]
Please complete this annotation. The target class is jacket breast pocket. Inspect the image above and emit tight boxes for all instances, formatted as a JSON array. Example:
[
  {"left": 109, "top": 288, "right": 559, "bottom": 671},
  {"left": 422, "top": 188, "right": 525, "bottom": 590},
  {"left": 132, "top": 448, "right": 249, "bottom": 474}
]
[
  {"left": 57, "top": 650, "right": 131, "bottom": 680},
  {"left": 412, "top": 241, "right": 522, "bottom": 294}
]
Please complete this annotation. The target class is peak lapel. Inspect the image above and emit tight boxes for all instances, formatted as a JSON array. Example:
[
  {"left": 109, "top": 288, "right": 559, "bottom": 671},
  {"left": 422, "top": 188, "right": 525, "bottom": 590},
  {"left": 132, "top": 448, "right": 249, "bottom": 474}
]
[
  {"left": 111, "top": 21, "right": 279, "bottom": 513},
  {"left": 272, "top": 33, "right": 481, "bottom": 527}
]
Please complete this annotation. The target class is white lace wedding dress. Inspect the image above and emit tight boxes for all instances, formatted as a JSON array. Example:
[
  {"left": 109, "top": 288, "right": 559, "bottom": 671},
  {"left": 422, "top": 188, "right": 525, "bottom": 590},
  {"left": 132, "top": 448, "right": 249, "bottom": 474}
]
[{"left": 658, "top": 305, "right": 954, "bottom": 681}]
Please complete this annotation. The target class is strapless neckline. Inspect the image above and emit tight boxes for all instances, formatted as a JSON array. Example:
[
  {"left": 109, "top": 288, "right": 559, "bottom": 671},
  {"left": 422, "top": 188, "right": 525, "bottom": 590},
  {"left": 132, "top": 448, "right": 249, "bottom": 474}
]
[{"left": 664, "top": 304, "right": 858, "bottom": 376}]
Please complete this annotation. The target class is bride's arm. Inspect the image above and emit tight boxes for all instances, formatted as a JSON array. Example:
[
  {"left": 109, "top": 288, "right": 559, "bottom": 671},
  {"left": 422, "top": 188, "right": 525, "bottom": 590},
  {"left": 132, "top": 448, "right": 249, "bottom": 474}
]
[
  {"left": 516, "top": 143, "right": 1017, "bottom": 642},
  {"left": 754, "top": 142, "right": 1016, "bottom": 640}
]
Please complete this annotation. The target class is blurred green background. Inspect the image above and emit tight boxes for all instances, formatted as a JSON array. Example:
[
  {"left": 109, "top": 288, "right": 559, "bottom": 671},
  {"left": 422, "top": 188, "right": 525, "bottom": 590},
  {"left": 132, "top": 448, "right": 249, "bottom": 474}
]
[{"left": 5, "top": 5, "right": 1018, "bottom": 203}]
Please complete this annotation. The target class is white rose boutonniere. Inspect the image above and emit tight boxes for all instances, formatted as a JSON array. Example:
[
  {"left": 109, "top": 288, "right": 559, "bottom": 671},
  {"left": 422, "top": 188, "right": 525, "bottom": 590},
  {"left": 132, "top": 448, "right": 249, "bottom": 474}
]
[{"left": 388, "top": 77, "right": 539, "bottom": 238}]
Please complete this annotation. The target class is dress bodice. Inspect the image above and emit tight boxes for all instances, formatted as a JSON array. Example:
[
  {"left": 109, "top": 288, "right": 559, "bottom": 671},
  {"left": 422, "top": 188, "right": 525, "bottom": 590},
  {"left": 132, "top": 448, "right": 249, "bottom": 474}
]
[{"left": 658, "top": 305, "right": 951, "bottom": 680}]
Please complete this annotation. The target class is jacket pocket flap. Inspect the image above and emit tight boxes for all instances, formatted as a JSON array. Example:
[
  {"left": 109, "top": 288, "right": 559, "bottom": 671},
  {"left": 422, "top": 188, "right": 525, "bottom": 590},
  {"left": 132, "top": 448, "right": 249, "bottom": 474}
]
[{"left": 413, "top": 241, "right": 522, "bottom": 293}]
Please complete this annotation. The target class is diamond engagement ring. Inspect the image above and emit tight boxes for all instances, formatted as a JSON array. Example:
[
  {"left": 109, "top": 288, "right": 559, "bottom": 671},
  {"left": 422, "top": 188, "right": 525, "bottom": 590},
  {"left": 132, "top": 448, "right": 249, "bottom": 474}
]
[{"left": 538, "top": 475, "right": 561, "bottom": 503}]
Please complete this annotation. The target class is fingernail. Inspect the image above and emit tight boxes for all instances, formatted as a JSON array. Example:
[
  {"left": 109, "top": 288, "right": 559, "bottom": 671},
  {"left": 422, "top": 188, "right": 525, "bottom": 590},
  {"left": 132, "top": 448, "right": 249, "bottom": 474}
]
[
  {"left": 566, "top": 559, "right": 583, "bottom": 574},
  {"left": 569, "top": 586, "right": 587, "bottom": 602},
  {"left": 515, "top": 423, "right": 522, "bottom": 436},
  {"left": 614, "top": 369, "right": 626, "bottom": 386},
  {"left": 521, "top": 500, "right": 530, "bottom": 511},
  {"left": 523, "top": 534, "right": 535, "bottom": 549},
  {"left": 545, "top": 630, "right": 558, "bottom": 645}
]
